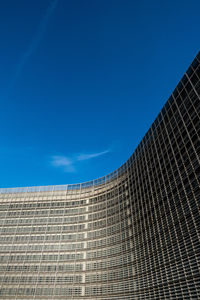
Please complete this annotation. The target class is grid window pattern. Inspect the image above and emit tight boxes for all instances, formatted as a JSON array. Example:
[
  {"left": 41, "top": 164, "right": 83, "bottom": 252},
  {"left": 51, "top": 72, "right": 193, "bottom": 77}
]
[{"left": 0, "top": 52, "right": 199, "bottom": 299}]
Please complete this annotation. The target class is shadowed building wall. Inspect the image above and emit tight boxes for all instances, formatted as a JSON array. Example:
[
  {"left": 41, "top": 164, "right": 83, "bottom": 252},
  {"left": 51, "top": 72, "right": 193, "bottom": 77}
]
[{"left": 0, "top": 52, "right": 199, "bottom": 299}]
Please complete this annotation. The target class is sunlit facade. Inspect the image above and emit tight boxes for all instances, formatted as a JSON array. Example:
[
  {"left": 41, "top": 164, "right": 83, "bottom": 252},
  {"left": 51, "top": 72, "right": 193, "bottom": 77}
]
[{"left": 0, "top": 52, "right": 199, "bottom": 299}]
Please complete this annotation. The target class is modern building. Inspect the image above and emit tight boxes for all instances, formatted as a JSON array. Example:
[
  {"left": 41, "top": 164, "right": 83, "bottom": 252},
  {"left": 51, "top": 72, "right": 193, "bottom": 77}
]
[{"left": 0, "top": 52, "right": 199, "bottom": 300}]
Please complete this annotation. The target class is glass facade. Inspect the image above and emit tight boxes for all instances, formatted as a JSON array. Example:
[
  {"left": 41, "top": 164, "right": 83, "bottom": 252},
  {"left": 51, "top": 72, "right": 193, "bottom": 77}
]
[{"left": 0, "top": 52, "right": 199, "bottom": 299}]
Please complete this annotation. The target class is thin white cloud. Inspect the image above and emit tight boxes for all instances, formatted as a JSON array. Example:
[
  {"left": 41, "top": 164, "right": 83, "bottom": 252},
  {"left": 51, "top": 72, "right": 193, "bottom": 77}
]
[
  {"left": 77, "top": 149, "right": 110, "bottom": 161},
  {"left": 9, "top": 0, "right": 59, "bottom": 90},
  {"left": 51, "top": 155, "right": 75, "bottom": 173},
  {"left": 50, "top": 149, "right": 111, "bottom": 173}
]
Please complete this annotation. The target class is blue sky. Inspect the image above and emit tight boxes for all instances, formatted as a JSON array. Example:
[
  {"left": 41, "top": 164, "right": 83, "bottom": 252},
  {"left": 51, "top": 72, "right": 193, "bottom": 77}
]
[{"left": 0, "top": 0, "right": 199, "bottom": 188}]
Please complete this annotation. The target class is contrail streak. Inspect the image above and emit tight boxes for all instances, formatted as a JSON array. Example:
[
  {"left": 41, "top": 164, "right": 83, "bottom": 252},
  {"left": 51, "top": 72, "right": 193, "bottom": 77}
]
[
  {"left": 50, "top": 149, "right": 111, "bottom": 173},
  {"left": 8, "top": 0, "right": 59, "bottom": 90}
]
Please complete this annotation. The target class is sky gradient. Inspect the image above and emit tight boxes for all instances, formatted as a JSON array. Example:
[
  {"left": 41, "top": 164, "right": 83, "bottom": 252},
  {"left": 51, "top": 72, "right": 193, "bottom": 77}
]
[{"left": 0, "top": 0, "right": 200, "bottom": 188}]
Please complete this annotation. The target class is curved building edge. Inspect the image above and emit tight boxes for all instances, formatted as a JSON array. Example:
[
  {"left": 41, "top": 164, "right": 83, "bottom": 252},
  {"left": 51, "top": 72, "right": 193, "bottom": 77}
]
[{"left": 0, "top": 51, "right": 199, "bottom": 299}]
